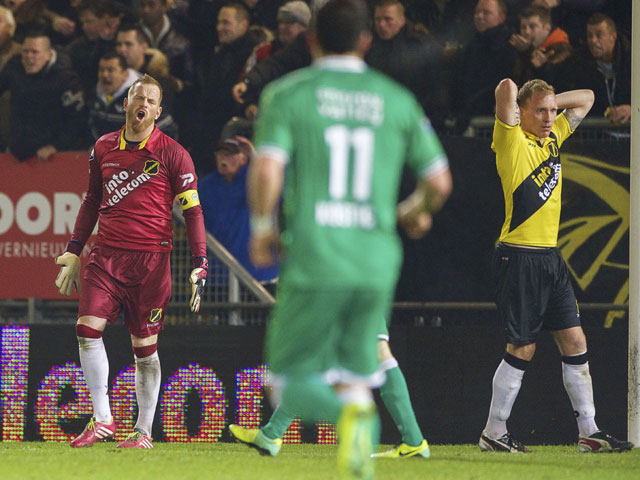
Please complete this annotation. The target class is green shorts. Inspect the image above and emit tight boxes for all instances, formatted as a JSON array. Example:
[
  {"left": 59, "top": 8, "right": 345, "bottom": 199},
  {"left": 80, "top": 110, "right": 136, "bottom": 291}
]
[{"left": 266, "top": 282, "right": 393, "bottom": 385}]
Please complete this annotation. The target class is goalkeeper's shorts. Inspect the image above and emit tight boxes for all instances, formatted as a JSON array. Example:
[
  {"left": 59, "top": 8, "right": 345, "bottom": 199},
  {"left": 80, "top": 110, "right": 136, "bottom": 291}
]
[{"left": 78, "top": 245, "right": 171, "bottom": 338}]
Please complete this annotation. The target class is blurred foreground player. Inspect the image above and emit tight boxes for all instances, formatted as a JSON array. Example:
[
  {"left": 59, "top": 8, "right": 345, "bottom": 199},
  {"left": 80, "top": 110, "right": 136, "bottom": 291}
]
[
  {"left": 54, "top": 74, "right": 207, "bottom": 448},
  {"left": 230, "top": 316, "right": 432, "bottom": 459},
  {"left": 246, "top": 0, "right": 452, "bottom": 476}
]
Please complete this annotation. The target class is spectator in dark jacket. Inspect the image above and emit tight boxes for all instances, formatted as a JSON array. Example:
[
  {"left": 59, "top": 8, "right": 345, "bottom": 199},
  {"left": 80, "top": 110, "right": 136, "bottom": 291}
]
[
  {"left": 194, "top": 2, "right": 259, "bottom": 173},
  {"left": 87, "top": 50, "right": 141, "bottom": 143},
  {"left": 450, "top": 0, "right": 516, "bottom": 131},
  {"left": 0, "top": 6, "right": 21, "bottom": 149},
  {"left": 5, "top": 0, "right": 76, "bottom": 43},
  {"left": 558, "top": 12, "right": 630, "bottom": 125},
  {"left": 138, "top": 0, "right": 194, "bottom": 90},
  {"left": 509, "top": 5, "right": 571, "bottom": 85},
  {"left": 238, "top": 0, "right": 311, "bottom": 119},
  {"left": 65, "top": 0, "right": 122, "bottom": 96},
  {"left": 366, "top": 0, "right": 447, "bottom": 128},
  {"left": 0, "top": 29, "right": 85, "bottom": 161},
  {"left": 231, "top": 29, "right": 310, "bottom": 109}
]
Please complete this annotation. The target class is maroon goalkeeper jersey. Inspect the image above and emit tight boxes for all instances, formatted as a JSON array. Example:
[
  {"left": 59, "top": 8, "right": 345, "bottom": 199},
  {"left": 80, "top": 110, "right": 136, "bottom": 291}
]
[{"left": 68, "top": 126, "right": 206, "bottom": 257}]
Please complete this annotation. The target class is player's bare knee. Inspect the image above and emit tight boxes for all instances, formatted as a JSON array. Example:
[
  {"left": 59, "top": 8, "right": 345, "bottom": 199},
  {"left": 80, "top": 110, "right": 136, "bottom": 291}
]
[
  {"left": 553, "top": 327, "right": 587, "bottom": 356},
  {"left": 76, "top": 317, "right": 106, "bottom": 348},
  {"left": 77, "top": 315, "right": 107, "bottom": 332},
  {"left": 131, "top": 334, "right": 158, "bottom": 358},
  {"left": 506, "top": 342, "right": 536, "bottom": 361},
  {"left": 132, "top": 343, "right": 158, "bottom": 359}
]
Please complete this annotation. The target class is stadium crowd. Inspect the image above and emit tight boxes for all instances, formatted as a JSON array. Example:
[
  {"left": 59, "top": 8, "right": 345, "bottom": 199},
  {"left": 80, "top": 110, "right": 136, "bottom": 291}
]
[{"left": 0, "top": 0, "right": 631, "bottom": 174}]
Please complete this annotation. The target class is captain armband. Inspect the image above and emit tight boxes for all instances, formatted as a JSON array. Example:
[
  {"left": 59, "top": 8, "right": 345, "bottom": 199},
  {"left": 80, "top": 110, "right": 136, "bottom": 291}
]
[{"left": 177, "top": 189, "right": 200, "bottom": 210}]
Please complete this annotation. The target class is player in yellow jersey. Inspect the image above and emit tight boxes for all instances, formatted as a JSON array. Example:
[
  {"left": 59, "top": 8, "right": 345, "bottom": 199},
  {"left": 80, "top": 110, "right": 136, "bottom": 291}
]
[{"left": 478, "top": 78, "right": 633, "bottom": 453}]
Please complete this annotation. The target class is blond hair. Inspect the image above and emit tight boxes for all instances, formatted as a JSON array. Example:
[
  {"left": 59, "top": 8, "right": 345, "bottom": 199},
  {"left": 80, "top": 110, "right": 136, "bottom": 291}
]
[
  {"left": 517, "top": 79, "right": 555, "bottom": 106},
  {"left": 128, "top": 74, "right": 164, "bottom": 104}
]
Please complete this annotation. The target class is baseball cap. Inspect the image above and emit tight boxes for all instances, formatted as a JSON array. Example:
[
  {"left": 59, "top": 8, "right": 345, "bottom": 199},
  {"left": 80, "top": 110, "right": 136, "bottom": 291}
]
[
  {"left": 215, "top": 137, "right": 241, "bottom": 154},
  {"left": 277, "top": 1, "right": 311, "bottom": 28}
]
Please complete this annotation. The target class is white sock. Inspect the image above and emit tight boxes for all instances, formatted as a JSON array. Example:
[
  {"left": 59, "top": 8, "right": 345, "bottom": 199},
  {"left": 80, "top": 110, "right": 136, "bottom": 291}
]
[
  {"left": 78, "top": 336, "right": 112, "bottom": 424},
  {"left": 484, "top": 359, "right": 525, "bottom": 439},
  {"left": 134, "top": 352, "right": 161, "bottom": 436},
  {"left": 562, "top": 359, "right": 598, "bottom": 437}
]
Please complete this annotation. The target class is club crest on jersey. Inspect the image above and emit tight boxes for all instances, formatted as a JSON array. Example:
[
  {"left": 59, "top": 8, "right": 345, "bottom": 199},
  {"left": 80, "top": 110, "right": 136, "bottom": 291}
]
[
  {"left": 144, "top": 160, "right": 160, "bottom": 175},
  {"left": 149, "top": 308, "right": 162, "bottom": 323}
]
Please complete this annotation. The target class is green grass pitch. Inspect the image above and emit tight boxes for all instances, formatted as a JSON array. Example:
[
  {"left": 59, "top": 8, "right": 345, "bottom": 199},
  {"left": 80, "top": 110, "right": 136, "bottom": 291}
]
[{"left": 1, "top": 442, "right": 638, "bottom": 479}]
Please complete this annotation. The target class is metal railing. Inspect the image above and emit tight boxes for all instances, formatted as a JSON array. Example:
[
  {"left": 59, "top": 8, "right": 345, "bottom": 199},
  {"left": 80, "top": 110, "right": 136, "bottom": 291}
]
[
  {"left": 452, "top": 116, "right": 631, "bottom": 141},
  {"left": 167, "top": 204, "right": 274, "bottom": 326}
]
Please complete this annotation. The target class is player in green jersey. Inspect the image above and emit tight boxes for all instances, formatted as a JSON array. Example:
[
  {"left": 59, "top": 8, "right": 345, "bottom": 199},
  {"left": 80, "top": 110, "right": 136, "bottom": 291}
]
[
  {"left": 230, "top": 317, "right": 432, "bottom": 459},
  {"left": 246, "top": 0, "right": 452, "bottom": 477}
]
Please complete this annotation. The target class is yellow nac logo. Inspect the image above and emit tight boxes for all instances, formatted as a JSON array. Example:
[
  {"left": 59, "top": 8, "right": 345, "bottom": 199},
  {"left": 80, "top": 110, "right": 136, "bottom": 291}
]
[
  {"left": 144, "top": 160, "right": 160, "bottom": 175},
  {"left": 547, "top": 141, "right": 559, "bottom": 157},
  {"left": 559, "top": 153, "right": 629, "bottom": 327},
  {"left": 150, "top": 308, "right": 162, "bottom": 323}
]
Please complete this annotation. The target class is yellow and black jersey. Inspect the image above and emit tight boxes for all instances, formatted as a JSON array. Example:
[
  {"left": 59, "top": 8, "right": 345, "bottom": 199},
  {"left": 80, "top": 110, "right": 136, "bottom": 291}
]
[{"left": 492, "top": 113, "right": 573, "bottom": 247}]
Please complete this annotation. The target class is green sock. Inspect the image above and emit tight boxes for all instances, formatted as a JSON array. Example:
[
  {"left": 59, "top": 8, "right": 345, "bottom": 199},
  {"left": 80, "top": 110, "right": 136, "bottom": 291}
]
[
  {"left": 380, "top": 364, "right": 424, "bottom": 446},
  {"left": 261, "top": 405, "right": 296, "bottom": 440},
  {"left": 281, "top": 375, "right": 342, "bottom": 425}
]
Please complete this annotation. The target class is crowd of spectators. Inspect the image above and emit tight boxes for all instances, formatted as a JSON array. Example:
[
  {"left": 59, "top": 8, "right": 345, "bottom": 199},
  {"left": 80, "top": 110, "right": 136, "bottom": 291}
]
[{"left": 0, "top": 0, "right": 632, "bottom": 173}]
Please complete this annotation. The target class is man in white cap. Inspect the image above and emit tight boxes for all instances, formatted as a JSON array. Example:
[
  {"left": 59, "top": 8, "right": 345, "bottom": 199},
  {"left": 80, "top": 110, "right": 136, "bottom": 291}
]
[
  {"left": 237, "top": 0, "right": 311, "bottom": 117},
  {"left": 276, "top": 0, "right": 311, "bottom": 44}
]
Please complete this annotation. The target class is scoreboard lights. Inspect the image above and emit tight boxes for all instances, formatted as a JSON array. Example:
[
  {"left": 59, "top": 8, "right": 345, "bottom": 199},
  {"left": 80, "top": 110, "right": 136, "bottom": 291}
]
[{"left": 0, "top": 326, "right": 337, "bottom": 444}]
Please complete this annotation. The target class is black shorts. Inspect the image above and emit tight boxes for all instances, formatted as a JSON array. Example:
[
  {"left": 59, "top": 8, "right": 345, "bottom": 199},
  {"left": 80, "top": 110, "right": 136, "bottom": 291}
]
[{"left": 493, "top": 243, "right": 581, "bottom": 345}]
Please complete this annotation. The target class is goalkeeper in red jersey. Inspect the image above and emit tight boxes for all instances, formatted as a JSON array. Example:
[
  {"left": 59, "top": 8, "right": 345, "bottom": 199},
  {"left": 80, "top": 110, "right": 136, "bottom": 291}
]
[{"left": 54, "top": 74, "right": 207, "bottom": 449}]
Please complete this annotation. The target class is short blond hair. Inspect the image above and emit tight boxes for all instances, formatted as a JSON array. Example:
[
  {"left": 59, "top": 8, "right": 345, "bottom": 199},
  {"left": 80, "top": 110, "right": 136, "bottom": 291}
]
[
  {"left": 128, "top": 74, "right": 163, "bottom": 104},
  {"left": 517, "top": 79, "right": 555, "bottom": 106},
  {"left": 0, "top": 6, "right": 16, "bottom": 37}
]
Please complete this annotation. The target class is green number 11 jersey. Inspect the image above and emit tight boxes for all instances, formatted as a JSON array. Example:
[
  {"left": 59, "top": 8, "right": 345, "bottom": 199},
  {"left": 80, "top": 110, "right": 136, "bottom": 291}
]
[{"left": 254, "top": 56, "right": 448, "bottom": 290}]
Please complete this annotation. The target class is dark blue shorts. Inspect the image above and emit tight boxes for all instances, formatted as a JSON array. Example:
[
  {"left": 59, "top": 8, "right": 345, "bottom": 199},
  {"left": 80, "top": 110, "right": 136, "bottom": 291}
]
[
  {"left": 78, "top": 245, "right": 172, "bottom": 338},
  {"left": 493, "top": 243, "right": 581, "bottom": 346}
]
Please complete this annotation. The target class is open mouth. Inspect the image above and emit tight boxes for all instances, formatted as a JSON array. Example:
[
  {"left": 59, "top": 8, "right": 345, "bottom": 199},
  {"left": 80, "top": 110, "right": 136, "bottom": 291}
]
[{"left": 136, "top": 110, "right": 146, "bottom": 121}]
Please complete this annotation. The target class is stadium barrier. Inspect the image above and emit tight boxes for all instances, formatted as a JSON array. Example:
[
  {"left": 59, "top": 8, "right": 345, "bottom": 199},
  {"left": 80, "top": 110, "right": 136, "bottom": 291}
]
[
  {"left": 0, "top": 320, "right": 628, "bottom": 444},
  {"left": 0, "top": 122, "right": 631, "bottom": 444}
]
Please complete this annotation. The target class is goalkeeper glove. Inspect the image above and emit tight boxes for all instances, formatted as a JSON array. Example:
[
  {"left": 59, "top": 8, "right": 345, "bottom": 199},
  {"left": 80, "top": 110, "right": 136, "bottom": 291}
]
[
  {"left": 54, "top": 252, "right": 80, "bottom": 296},
  {"left": 189, "top": 256, "right": 208, "bottom": 313}
]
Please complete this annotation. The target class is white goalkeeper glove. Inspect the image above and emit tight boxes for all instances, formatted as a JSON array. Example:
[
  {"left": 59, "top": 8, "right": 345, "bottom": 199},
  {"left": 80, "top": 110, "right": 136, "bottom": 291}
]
[
  {"left": 54, "top": 252, "right": 80, "bottom": 296},
  {"left": 189, "top": 256, "right": 209, "bottom": 313}
]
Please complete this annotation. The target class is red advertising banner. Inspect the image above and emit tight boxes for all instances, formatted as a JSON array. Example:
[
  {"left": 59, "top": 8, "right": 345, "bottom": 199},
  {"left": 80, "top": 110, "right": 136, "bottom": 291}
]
[{"left": 0, "top": 152, "right": 95, "bottom": 299}]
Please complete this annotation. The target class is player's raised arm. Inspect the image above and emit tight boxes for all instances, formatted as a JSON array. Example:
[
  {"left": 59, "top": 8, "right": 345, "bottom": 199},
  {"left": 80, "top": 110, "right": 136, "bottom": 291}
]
[
  {"left": 495, "top": 78, "right": 519, "bottom": 127},
  {"left": 555, "top": 89, "right": 595, "bottom": 131}
]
